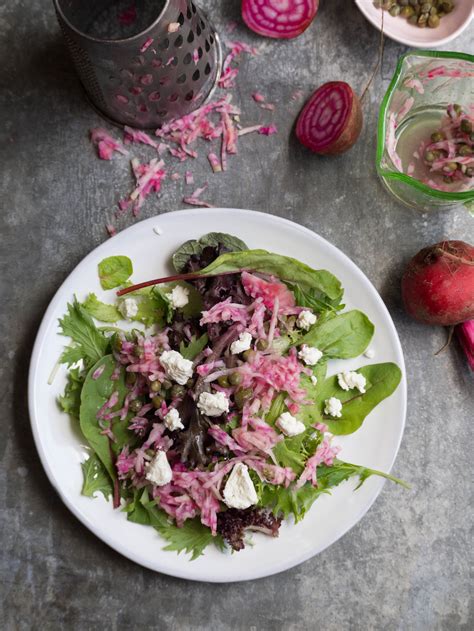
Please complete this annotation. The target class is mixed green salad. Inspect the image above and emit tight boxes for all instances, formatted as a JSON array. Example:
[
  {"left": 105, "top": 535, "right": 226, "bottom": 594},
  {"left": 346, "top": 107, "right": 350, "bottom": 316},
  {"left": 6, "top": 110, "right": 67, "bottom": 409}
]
[{"left": 57, "top": 233, "right": 406, "bottom": 559}]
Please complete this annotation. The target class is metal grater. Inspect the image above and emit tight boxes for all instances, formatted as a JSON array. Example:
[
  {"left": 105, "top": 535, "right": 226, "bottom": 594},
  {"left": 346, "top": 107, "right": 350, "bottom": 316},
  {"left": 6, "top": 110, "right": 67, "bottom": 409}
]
[{"left": 53, "top": 0, "right": 222, "bottom": 128}]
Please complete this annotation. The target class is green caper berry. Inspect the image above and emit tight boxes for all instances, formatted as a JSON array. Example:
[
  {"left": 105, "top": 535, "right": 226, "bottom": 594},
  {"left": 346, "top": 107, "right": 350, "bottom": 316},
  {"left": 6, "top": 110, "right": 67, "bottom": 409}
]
[
  {"left": 129, "top": 399, "right": 142, "bottom": 413},
  {"left": 430, "top": 131, "right": 444, "bottom": 142},
  {"left": 242, "top": 349, "right": 256, "bottom": 362},
  {"left": 399, "top": 0, "right": 409, "bottom": 5},
  {"left": 466, "top": 167, "right": 473, "bottom": 178},
  {"left": 417, "top": 13, "right": 428, "bottom": 25},
  {"left": 256, "top": 339, "right": 269, "bottom": 351},
  {"left": 453, "top": 104, "right": 463, "bottom": 116},
  {"left": 126, "top": 371, "right": 137, "bottom": 385},
  {"left": 424, "top": 150, "right": 436, "bottom": 162},
  {"left": 217, "top": 376, "right": 230, "bottom": 388},
  {"left": 234, "top": 387, "right": 252, "bottom": 409},
  {"left": 460, "top": 119, "right": 473, "bottom": 134},
  {"left": 152, "top": 396, "right": 163, "bottom": 409},
  {"left": 421, "top": 2, "right": 431, "bottom": 10},
  {"left": 171, "top": 384, "right": 185, "bottom": 398},
  {"left": 444, "top": 162, "right": 458, "bottom": 172},
  {"left": 389, "top": 5, "right": 401, "bottom": 15},
  {"left": 429, "top": 6, "right": 438, "bottom": 14},
  {"left": 408, "top": 13, "right": 418, "bottom": 23},
  {"left": 428, "top": 14, "right": 440, "bottom": 26},
  {"left": 409, "top": 0, "right": 419, "bottom": 6},
  {"left": 161, "top": 379, "right": 172, "bottom": 390},
  {"left": 228, "top": 372, "right": 243, "bottom": 386},
  {"left": 458, "top": 144, "right": 472, "bottom": 157},
  {"left": 382, "top": 0, "right": 393, "bottom": 9},
  {"left": 150, "top": 380, "right": 161, "bottom": 392},
  {"left": 401, "top": 5, "right": 415, "bottom": 16},
  {"left": 441, "top": 0, "right": 453, "bottom": 12}
]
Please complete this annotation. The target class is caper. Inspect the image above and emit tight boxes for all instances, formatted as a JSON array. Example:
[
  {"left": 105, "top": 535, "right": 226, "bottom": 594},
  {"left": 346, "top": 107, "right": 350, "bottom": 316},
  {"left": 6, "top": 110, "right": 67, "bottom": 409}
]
[
  {"left": 424, "top": 150, "right": 436, "bottom": 162},
  {"left": 443, "top": 161, "right": 458, "bottom": 172},
  {"left": 129, "top": 399, "right": 142, "bottom": 413},
  {"left": 421, "top": 2, "right": 432, "bottom": 11},
  {"left": 382, "top": 0, "right": 393, "bottom": 9},
  {"left": 428, "top": 14, "right": 440, "bottom": 26},
  {"left": 429, "top": 6, "right": 438, "bottom": 14},
  {"left": 256, "top": 339, "right": 269, "bottom": 351},
  {"left": 150, "top": 379, "right": 161, "bottom": 392},
  {"left": 217, "top": 375, "right": 230, "bottom": 388},
  {"left": 399, "top": 0, "right": 410, "bottom": 4},
  {"left": 135, "top": 347, "right": 144, "bottom": 358},
  {"left": 430, "top": 131, "right": 444, "bottom": 142},
  {"left": 453, "top": 104, "right": 463, "bottom": 116},
  {"left": 458, "top": 144, "right": 472, "bottom": 157},
  {"left": 408, "top": 13, "right": 418, "bottom": 23},
  {"left": 437, "top": 10, "right": 445, "bottom": 16},
  {"left": 466, "top": 167, "right": 474, "bottom": 178},
  {"left": 152, "top": 396, "right": 163, "bottom": 409},
  {"left": 401, "top": 5, "right": 415, "bottom": 16},
  {"left": 228, "top": 372, "right": 243, "bottom": 386},
  {"left": 460, "top": 119, "right": 473, "bottom": 134},
  {"left": 417, "top": 13, "right": 428, "bottom": 26},
  {"left": 171, "top": 384, "right": 185, "bottom": 398},
  {"left": 409, "top": 0, "right": 419, "bottom": 6},
  {"left": 389, "top": 4, "right": 401, "bottom": 15},
  {"left": 234, "top": 387, "right": 252, "bottom": 409},
  {"left": 126, "top": 371, "right": 137, "bottom": 385},
  {"left": 242, "top": 349, "right": 256, "bottom": 362},
  {"left": 161, "top": 379, "right": 172, "bottom": 390},
  {"left": 440, "top": 0, "right": 453, "bottom": 12}
]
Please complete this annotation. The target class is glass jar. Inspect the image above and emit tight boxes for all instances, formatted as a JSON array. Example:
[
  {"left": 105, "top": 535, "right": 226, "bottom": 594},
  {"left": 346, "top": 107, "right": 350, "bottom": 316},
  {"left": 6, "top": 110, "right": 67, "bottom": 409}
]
[{"left": 376, "top": 51, "right": 474, "bottom": 214}]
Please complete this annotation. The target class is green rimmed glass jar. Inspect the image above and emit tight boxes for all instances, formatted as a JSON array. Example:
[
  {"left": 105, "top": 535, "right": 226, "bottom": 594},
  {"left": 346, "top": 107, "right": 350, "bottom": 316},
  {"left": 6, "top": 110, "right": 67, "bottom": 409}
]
[{"left": 376, "top": 50, "right": 474, "bottom": 214}]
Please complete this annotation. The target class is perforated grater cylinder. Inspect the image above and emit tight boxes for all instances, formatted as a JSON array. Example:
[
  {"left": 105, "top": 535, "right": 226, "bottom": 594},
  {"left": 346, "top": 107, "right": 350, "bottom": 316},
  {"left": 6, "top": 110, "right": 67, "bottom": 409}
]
[{"left": 53, "top": 0, "right": 222, "bottom": 128}]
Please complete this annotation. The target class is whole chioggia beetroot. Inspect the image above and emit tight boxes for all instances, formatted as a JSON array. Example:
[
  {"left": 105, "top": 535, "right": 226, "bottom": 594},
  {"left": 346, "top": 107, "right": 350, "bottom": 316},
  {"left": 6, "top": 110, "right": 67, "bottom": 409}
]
[{"left": 401, "top": 241, "right": 474, "bottom": 326}]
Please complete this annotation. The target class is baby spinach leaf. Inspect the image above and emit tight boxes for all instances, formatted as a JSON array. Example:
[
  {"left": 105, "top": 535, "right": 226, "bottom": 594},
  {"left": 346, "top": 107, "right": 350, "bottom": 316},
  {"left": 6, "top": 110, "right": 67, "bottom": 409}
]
[
  {"left": 172, "top": 232, "right": 248, "bottom": 272},
  {"left": 199, "top": 250, "right": 344, "bottom": 306},
  {"left": 289, "top": 282, "right": 344, "bottom": 314},
  {"left": 299, "top": 310, "right": 374, "bottom": 359},
  {"left": 58, "top": 367, "right": 84, "bottom": 419},
  {"left": 179, "top": 333, "right": 209, "bottom": 360},
  {"left": 98, "top": 255, "right": 133, "bottom": 290},
  {"left": 81, "top": 452, "right": 113, "bottom": 500},
  {"left": 316, "top": 362, "right": 402, "bottom": 435},
  {"left": 273, "top": 430, "right": 321, "bottom": 475},
  {"left": 82, "top": 293, "right": 121, "bottom": 323},
  {"left": 59, "top": 298, "right": 110, "bottom": 368},
  {"left": 79, "top": 355, "right": 131, "bottom": 480}
]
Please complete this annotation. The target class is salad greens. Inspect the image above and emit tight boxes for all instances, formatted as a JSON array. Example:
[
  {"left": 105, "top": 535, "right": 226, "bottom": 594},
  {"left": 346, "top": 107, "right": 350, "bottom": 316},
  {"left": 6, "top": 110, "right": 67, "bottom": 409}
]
[
  {"left": 56, "top": 233, "right": 406, "bottom": 560},
  {"left": 98, "top": 255, "right": 133, "bottom": 290}
]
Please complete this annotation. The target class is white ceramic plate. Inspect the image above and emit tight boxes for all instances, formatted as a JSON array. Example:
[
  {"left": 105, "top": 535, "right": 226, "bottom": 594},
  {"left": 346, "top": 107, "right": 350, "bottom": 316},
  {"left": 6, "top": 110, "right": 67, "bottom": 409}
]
[
  {"left": 355, "top": 0, "right": 473, "bottom": 48},
  {"left": 29, "top": 209, "right": 406, "bottom": 582}
]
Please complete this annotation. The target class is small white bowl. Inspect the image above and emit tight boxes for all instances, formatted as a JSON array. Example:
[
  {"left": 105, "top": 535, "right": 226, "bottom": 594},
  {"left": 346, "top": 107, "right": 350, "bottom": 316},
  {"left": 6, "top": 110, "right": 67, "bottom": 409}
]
[{"left": 355, "top": 0, "right": 473, "bottom": 48}]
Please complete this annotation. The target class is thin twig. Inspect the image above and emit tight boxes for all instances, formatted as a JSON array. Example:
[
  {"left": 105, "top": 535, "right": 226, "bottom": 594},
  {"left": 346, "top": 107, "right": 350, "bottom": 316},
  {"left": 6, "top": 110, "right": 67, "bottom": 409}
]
[
  {"left": 434, "top": 326, "right": 455, "bottom": 356},
  {"left": 360, "top": 8, "right": 385, "bottom": 104}
]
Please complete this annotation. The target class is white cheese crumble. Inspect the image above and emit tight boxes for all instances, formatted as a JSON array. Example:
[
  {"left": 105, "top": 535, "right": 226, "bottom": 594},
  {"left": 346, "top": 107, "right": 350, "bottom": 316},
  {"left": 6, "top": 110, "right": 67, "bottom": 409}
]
[
  {"left": 337, "top": 371, "right": 366, "bottom": 393},
  {"left": 310, "top": 375, "right": 318, "bottom": 386},
  {"left": 230, "top": 331, "right": 252, "bottom": 355},
  {"left": 296, "top": 310, "right": 317, "bottom": 330},
  {"left": 153, "top": 225, "right": 163, "bottom": 235},
  {"left": 159, "top": 350, "right": 193, "bottom": 385},
  {"left": 324, "top": 397, "right": 343, "bottom": 418},
  {"left": 119, "top": 297, "right": 138, "bottom": 320},
  {"left": 223, "top": 463, "right": 258, "bottom": 509},
  {"left": 164, "top": 408, "right": 184, "bottom": 431},
  {"left": 276, "top": 412, "right": 306, "bottom": 437},
  {"left": 364, "top": 348, "right": 375, "bottom": 359},
  {"left": 145, "top": 451, "right": 172, "bottom": 486},
  {"left": 298, "top": 345, "right": 323, "bottom": 366},
  {"left": 197, "top": 391, "right": 229, "bottom": 417},
  {"left": 166, "top": 285, "right": 189, "bottom": 308}
]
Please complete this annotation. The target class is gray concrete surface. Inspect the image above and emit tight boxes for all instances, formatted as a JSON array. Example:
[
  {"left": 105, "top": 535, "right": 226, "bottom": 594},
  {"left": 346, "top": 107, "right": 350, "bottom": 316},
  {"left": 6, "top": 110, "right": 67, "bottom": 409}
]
[{"left": 1, "top": 1, "right": 473, "bottom": 629}]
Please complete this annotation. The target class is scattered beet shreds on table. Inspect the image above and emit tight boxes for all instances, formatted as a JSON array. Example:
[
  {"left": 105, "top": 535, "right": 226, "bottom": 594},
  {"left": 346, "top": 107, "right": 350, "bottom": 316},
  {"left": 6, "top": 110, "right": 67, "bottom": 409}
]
[{"left": 89, "top": 40, "right": 277, "bottom": 235}]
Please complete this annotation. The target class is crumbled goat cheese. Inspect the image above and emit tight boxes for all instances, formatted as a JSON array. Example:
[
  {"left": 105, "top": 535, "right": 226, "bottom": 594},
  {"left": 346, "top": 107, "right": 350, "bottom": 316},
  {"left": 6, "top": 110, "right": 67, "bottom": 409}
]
[
  {"left": 324, "top": 397, "right": 343, "bottom": 418},
  {"left": 364, "top": 348, "right": 375, "bottom": 359},
  {"left": 337, "top": 371, "right": 366, "bottom": 393},
  {"left": 311, "top": 375, "right": 318, "bottom": 386},
  {"left": 153, "top": 225, "right": 163, "bottom": 235},
  {"left": 159, "top": 350, "right": 193, "bottom": 385},
  {"left": 223, "top": 463, "right": 258, "bottom": 509},
  {"left": 119, "top": 297, "right": 138, "bottom": 319},
  {"left": 166, "top": 285, "right": 189, "bottom": 308},
  {"left": 145, "top": 451, "right": 172, "bottom": 486},
  {"left": 276, "top": 412, "right": 306, "bottom": 437},
  {"left": 298, "top": 345, "right": 323, "bottom": 366},
  {"left": 197, "top": 391, "right": 230, "bottom": 417},
  {"left": 164, "top": 408, "right": 184, "bottom": 431},
  {"left": 230, "top": 331, "right": 252, "bottom": 354},
  {"left": 297, "top": 310, "right": 317, "bottom": 330}
]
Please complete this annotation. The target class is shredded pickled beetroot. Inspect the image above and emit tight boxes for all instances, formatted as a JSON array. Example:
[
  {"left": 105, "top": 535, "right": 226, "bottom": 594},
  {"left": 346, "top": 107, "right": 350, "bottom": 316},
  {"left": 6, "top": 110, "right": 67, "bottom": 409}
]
[
  {"left": 118, "top": 157, "right": 166, "bottom": 216},
  {"left": 296, "top": 81, "right": 362, "bottom": 155},
  {"left": 242, "top": 0, "right": 319, "bottom": 39},
  {"left": 218, "top": 41, "right": 258, "bottom": 89},
  {"left": 90, "top": 128, "right": 128, "bottom": 160}
]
